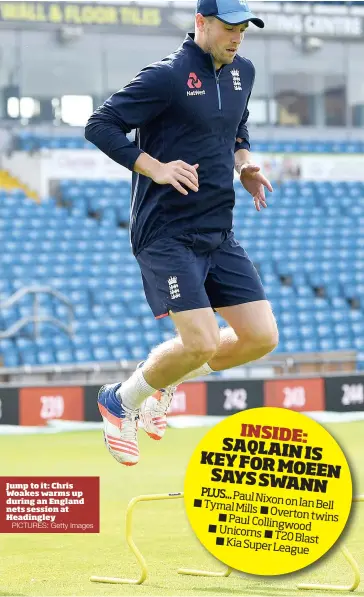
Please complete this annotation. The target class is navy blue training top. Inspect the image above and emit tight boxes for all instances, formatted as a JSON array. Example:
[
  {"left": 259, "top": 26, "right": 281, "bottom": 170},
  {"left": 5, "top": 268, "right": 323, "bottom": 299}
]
[{"left": 85, "top": 33, "right": 255, "bottom": 256}]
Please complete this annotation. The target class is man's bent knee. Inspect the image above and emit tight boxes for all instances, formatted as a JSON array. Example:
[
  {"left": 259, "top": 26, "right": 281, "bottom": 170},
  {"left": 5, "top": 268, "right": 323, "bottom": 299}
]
[
  {"left": 171, "top": 308, "right": 220, "bottom": 365},
  {"left": 184, "top": 331, "right": 219, "bottom": 365},
  {"left": 187, "top": 343, "right": 218, "bottom": 365},
  {"left": 262, "top": 330, "right": 279, "bottom": 355},
  {"left": 181, "top": 327, "right": 219, "bottom": 366},
  {"left": 251, "top": 326, "right": 279, "bottom": 356}
]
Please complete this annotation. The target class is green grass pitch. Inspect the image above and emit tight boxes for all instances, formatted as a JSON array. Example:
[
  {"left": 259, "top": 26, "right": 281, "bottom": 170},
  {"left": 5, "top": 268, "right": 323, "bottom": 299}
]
[{"left": 0, "top": 420, "right": 363, "bottom": 596}]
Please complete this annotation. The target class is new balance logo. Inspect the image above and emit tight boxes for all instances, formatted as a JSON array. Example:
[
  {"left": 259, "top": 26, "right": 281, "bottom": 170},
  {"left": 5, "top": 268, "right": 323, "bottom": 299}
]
[
  {"left": 187, "top": 72, "right": 206, "bottom": 97},
  {"left": 168, "top": 276, "right": 181, "bottom": 300},
  {"left": 231, "top": 69, "right": 242, "bottom": 91}
]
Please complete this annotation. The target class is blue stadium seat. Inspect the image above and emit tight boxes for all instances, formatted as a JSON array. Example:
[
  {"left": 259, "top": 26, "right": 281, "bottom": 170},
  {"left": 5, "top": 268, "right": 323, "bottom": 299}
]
[
  {"left": 112, "top": 346, "right": 131, "bottom": 360},
  {"left": 1, "top": 176, "right": 363, "bottom": 368},
  {"left": 109, "top": 303, "right": 127, "bottom": 318},
  {"left": 348, "top": 310, "right": 364, "bottom": 321},
  {"left": 18, "top": 348, "right": 38, "bottom": 366},
  {"left": 301, "top": 325, "right": 318, "bottom": 339},
  {"left": 74, "top": 304, "right": 90, "bottom": 319},
  {"left": 280, "top": 312, "right": 298, "bottom": 325},
  {"left": 74, "top": 347, "right": 94, "bottom": 362},
  {"left": 326, "top": 284, "right": 342, "bottom": 298},
  {"left": 107, "top": 332, "right": 124, "bottom": 348},
  {"left": 320, "top": 338, "right": 337, "bottom": 351},
  {"left": 55, "top": 349, "right": 74, "bottom": 364},
  {"left": 334, "top": 322, "right": 350, "bottom": 338},
  {"left": 337, "top": 338, "right": 355, "bottom": 350},
  {"left": 94, "top": 346, "right": 113, "bottom": 361},
  {"left": 302, "top": 339, "right": 320, "bottom": 352},
  {"left": 331, "top": 297, "right": 348, "bottom": 310},
  {"left": 53, "top": 335, "right": 72, "bottom": 350},
  {"left": 317, "top": 324, "right": 334, "bottom": 339},
  {"left": 354, "top": 338, "right": 364, "bottom": 351},
  {"left": 37, "top": 350, "right": 56, "bottom": 365},
  {"left": 130, "top": 346, "right": 147, "bottom": 360},
  {"left": 2, "top": 349, "right": 20, "bottom": 368},
  {"left": 285, "top": 340, "right": 302, "bottom": 352},
  {"left": 145, "top": 331, "right": 160, "bottom": 345},
  {"left": 297, "top": 286, "right": 314, "bottom": 297}
]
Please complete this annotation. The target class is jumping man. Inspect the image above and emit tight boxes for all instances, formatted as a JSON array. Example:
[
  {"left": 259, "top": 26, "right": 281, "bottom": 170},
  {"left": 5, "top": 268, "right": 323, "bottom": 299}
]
[{"left": 85, "top": 0, "right": 278, "bottom": 466}]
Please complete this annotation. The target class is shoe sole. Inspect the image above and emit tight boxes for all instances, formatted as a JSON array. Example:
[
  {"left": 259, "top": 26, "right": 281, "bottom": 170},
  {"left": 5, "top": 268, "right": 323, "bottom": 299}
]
[{"left": 145, "top": 431, "right": 163, "bottom": 441}]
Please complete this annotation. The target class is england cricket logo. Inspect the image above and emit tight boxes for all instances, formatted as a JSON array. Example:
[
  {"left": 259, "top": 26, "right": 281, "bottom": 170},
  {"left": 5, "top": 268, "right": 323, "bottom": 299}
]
[
  {"left": 168, "top": 276, "right": 181, "bottom": 300},
  {"left": 231, "top": 69, "right": 242, "bottom": 91}
]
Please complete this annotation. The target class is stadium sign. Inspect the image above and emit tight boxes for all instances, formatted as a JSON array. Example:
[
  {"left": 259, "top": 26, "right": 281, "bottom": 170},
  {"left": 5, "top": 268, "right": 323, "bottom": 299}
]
[
  {"left": 0, "top": 1, "right": 363, "bottom": 39},
  {"left": 0, "top": 2, "right": 163, "bottom": 30},
  {"left": 251, "top": 12, "right": 363, "bottom": 38}
]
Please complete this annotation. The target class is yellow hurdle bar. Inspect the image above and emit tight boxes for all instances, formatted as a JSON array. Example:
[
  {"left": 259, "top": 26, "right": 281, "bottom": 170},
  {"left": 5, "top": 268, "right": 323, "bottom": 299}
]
[
  {"left": 90, "top": 491, "right": 232, "bottom": 585},
  {"left": 297, "top": 495, "right": 364, "bottom": 592},
  {"left": 178, "top": 565, "right": 232, "bottom": 578},
  {"left": 90, "top": 492, "right": 183, "bottom": 585},
  {"left": 90, "top": 493, "right": 364, "bottom": 588}
]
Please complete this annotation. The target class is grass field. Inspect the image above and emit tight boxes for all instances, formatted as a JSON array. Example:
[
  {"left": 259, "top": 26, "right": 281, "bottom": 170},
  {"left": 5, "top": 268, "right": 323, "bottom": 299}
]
[{"left": 0, "top": 420, "right": 363, "bottom": 597}]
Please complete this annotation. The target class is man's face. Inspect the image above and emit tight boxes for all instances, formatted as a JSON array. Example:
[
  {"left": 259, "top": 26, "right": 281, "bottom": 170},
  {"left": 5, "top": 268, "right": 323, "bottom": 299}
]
[{"left": 202, "top": 17, "right": 248, "bottom": 66}]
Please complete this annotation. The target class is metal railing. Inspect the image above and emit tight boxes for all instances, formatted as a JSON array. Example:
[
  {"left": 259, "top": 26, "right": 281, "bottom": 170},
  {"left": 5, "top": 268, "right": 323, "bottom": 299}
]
[
  {"left": 0, "top": 286, "right": 74, "bottom": 339},
  {"left": 0, "top": 351, "right": 358, "bottom": 386},
  {"left": 0, "top": 287, "right": 359, "bottom": 383}
]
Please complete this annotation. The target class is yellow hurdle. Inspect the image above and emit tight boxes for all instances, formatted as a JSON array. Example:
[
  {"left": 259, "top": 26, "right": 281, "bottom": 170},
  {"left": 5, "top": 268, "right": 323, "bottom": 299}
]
[
  {"left": 297, "top": 495, "right": 364, "bottom": 592},
  {"left": 90, "top": 492, "right": 231, "bottom": 585},
  {"left": 90, "top": 492, "right": 363, "bottom": 589}
]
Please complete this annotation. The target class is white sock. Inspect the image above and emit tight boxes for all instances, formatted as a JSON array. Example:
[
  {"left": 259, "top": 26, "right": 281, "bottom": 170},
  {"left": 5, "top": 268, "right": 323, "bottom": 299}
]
[
  {"left": 172, "top": 362, "right": 214, "bottom": 387},
  {"left": 117, "top": 368, "right": 157, "bottom": 411},
  {"left": 118, "top": 362, "right": 213, "bottom": 409}
]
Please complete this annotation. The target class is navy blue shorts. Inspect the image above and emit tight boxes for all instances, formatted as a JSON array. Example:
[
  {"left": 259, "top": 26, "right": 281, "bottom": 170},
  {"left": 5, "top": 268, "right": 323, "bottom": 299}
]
[{"left": 136, "top": 230, "right": 266, "bottom": 319}]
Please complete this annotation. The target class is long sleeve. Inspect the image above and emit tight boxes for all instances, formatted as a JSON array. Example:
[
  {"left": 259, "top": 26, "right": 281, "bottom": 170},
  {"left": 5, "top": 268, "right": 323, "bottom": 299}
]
[
  {"left": 234, "top": 61, "right": 255, "bottom": 153},
  {"left": 85, "top": 62, "right": 173, "bottom": 171}
]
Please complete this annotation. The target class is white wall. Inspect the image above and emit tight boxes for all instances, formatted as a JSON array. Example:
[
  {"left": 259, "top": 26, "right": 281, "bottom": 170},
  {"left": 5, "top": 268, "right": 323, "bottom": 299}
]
[
  {"left": 3, "top": 151, "right": 42, "bottom": 195},
  {"left": 3, "top": 149, "right": 131, "bottom": 198}
]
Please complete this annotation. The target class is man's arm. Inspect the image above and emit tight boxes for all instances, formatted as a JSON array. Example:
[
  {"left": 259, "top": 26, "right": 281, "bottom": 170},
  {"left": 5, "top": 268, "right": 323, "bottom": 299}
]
[
  {"left": 85, "top": 63, "right": 199, "bottom": 194},
  {"left": 234, "top": 78, "right": 272, "bottom": 210},
  {"left": 235, "top": 147, "right": 252, "bottom": 175},
  {"left": 85, "top": 63, "right": 172, "bottom": 172},
  {"left": 234, "top": 83, "right": 253, "bottom": 175}
]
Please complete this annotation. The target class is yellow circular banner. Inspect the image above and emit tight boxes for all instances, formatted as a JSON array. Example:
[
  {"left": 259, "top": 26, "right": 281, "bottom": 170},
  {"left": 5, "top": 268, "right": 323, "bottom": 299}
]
[{"left": 184, "top": 407, "right": 352, "bottom": 575}]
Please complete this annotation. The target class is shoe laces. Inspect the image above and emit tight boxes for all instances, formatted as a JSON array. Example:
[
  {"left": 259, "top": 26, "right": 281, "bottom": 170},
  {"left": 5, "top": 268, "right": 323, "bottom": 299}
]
[
  {"left": 154, "top": 386, "right": 176, "bottom": 415},
  {"left": 121, "top": 404, "right": 139, "bottom": 441}
]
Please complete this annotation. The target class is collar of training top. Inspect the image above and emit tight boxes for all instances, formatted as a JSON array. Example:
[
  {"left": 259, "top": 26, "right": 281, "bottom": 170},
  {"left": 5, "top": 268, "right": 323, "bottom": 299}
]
[{"left": 182, "top": 33, "right": 238, "bottom": 73}]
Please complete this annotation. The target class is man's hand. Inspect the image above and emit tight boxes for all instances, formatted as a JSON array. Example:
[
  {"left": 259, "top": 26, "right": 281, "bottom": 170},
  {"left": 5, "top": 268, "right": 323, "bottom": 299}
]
[
  {"left": 240, "top": 163, "right": 273, "bottom": 212},
  {"left": 134, "top": 154, "right": 199, "bottom": 195},
  {"left": 152, "top": 160, "right": 199, "bottom": 195}
]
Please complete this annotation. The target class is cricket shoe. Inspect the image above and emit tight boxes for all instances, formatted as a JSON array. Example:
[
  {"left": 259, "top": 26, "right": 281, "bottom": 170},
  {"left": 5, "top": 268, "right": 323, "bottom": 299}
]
[
  {"left": 97, "top": 383, "right": 140, "bottom": 466},
  {"left": 140, "top": 386, "right": 176, "bottom": 441}
]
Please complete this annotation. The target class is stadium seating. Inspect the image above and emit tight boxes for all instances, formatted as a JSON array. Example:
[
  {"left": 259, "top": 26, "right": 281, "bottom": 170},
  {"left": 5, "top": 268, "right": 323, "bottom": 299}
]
[
  {"left": 15, "top": 132, "right": 95, "bottom": 152},
  {"left": 14, "top": 133, "right": 364, "bottom": 154},
  {"left": 0, "top": 179, "right": 364, "bottom": 368}
]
